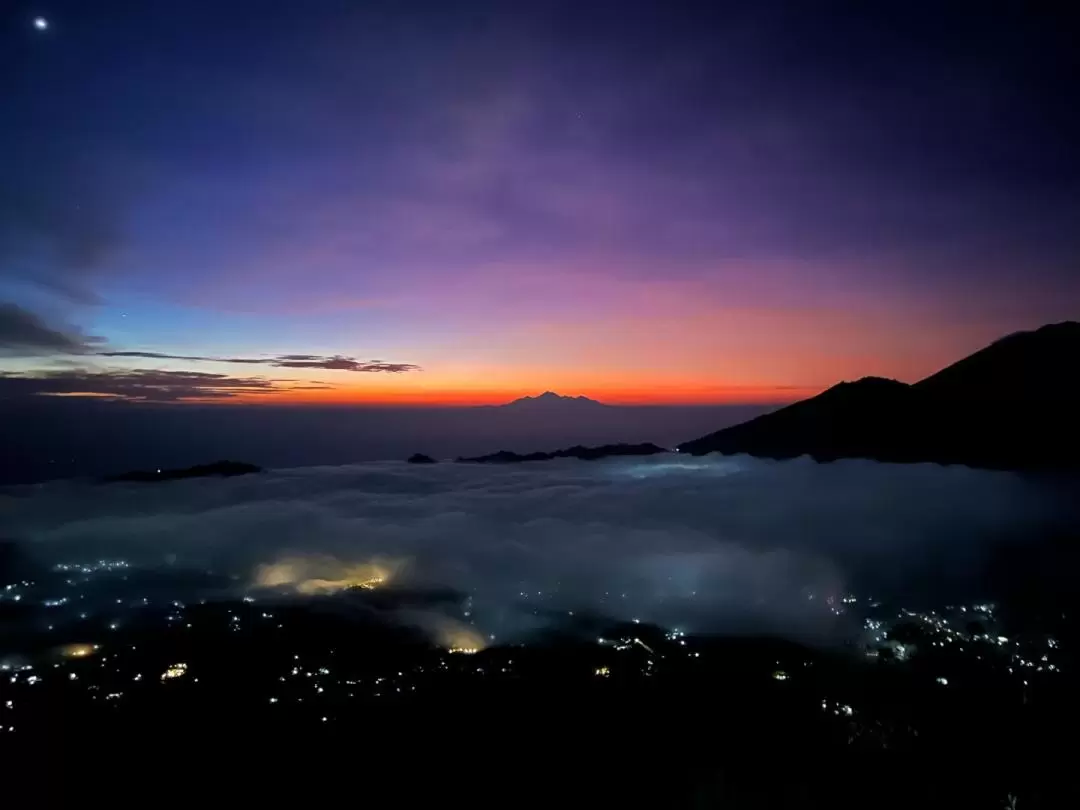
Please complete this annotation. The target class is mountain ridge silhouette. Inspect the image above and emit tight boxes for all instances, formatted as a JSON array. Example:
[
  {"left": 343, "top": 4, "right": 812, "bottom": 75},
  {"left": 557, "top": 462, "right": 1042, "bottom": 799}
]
[
  {"left": 494, "top": 392, "right": 608, "bottom": 408},
  {"left": 678, "top": 321, "right": 1080, "bottom": 469}
]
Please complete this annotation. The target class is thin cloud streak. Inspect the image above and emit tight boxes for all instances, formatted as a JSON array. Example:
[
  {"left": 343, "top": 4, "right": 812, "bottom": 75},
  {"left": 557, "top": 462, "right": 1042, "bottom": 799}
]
[{"left": 98, "top": 351, "right": 420, "bottom": 373}]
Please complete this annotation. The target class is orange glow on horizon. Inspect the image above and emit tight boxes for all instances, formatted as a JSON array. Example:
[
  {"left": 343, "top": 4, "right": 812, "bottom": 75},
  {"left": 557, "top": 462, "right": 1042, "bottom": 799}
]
[
  {"left": 215, "top": 382, "right": 821, "bottom": 407},
  {"left": 74, "top": 272, "right": 988, "bottom": 408}
]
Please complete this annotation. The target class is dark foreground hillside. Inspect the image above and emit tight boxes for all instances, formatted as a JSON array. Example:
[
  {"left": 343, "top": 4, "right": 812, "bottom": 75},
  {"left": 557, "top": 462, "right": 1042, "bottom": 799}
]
[{"left": 2, "top": 535, "right": 1078, "bottom": 807}]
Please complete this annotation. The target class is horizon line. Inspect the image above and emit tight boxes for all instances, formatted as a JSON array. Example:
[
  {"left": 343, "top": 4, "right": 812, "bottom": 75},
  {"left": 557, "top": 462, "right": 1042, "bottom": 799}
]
[{"left": 50, "top": 390, "right": 817, "bottom": 408}]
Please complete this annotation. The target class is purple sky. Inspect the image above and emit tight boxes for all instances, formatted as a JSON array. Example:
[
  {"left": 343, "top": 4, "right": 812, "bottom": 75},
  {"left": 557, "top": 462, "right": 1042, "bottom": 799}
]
[{"left": 2, "top": 1, "right": 1078, "bottom": 404}]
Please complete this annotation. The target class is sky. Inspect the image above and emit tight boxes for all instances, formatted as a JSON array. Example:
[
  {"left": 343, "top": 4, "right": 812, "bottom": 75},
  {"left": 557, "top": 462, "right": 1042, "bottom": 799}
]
[{"left": 2, "top": 1, "right": 1078, "bottom": 406}]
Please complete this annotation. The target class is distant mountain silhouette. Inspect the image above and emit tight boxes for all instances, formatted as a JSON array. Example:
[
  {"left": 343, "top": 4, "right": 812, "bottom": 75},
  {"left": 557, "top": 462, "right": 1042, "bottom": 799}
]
[
  {"left": 679, "top": 322, "right": 1080, "bottom": 469},
  {"left": 458, "top": 442, "right": 667, "bottom": 463},
  {"left": 496, "top": 391, "right": 608, "bottom": 409},
  {"left": 407, "top": 453, "right": 437, "bottom": 464},
  {"left": 105, "top": 460, "right": 262, "bottom": 483}
]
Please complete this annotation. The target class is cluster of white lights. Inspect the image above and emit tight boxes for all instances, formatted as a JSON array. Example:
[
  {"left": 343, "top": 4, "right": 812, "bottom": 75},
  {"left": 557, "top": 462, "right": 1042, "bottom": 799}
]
[
  {"left": 161, "top": 662, "right": 188, "bottom": 681},
  {"left": 54, "top": 560, "right": 130, "bottom": 573},
  {"left": 821, "top": 699, "right": 854, "bottom": 717}
]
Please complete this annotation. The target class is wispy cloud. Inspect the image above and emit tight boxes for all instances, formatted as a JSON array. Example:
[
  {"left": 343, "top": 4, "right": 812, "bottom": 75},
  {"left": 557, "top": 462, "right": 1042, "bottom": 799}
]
[
  {"left": 0, "top": 147, "right": 124, "bottom": 305},
  {"left": 98, "top": 351, "right": 420, "bottom": 373},
  {"left": 0, "top": 303, "right": 101, "bottom": 356}
]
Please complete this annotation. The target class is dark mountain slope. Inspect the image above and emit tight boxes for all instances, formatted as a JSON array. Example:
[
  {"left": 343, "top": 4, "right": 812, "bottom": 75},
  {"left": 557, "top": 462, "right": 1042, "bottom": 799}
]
[
  {"left": 679, "top": 322, "right": 1080, "bottom": 469},
  {"left": 678, "top": 377, "right": 918, "bottom": 462}
]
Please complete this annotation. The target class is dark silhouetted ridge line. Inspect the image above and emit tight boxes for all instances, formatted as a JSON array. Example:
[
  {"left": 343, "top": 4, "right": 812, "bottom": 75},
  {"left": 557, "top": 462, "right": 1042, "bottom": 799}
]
[{"left": 678, "top": 321, "right": 1080, "bottom": 470}]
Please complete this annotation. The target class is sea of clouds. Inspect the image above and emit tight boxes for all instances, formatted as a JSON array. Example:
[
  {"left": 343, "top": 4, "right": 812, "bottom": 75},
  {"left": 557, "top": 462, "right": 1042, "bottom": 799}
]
[{"left": 2, "top": 455, "right": 1069, "bottom": 644}]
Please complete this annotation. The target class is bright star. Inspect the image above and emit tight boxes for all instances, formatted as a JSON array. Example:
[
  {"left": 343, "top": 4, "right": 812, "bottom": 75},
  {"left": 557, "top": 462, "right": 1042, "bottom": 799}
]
[{"left": 33, "top": 17, "right": 49, "bottom": 31}]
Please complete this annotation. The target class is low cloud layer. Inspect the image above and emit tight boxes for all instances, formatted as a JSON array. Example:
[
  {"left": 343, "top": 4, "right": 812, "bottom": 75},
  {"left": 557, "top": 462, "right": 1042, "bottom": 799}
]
[
  {"left": 0, "top": 340, "right": 417, "bottom": 402},
  {"left": 5, "top": 455, "right": 1068, "bottom": 643},
  {"left": 0, "top": 368, "right": 324, "bottom": 402}
]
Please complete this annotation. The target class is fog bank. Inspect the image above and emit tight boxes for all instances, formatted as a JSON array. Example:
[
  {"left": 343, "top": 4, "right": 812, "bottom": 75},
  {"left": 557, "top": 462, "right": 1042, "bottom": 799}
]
[{"left": 3, "top": 455, "right": 1068, "bottom": 642}]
